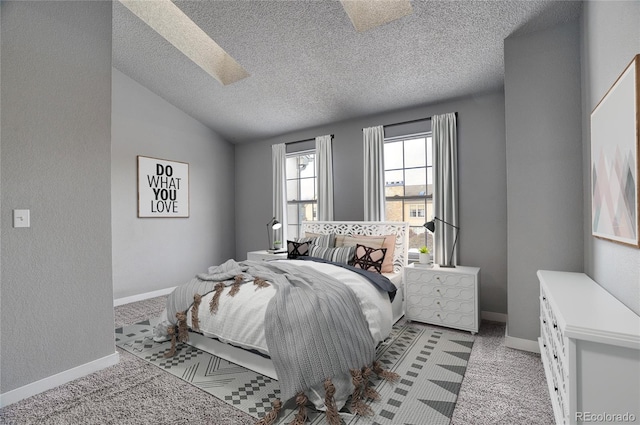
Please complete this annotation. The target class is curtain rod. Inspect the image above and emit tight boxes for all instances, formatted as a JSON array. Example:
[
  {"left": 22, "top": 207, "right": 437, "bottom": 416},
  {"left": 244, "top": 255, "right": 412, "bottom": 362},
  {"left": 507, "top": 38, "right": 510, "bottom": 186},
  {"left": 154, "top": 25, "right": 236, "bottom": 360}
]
[
  {"left": 286, "top": 134, "right": 334, "bottom": 145},
  {"left": 362, "top": 112, "right": 458, "bottom": 131}
]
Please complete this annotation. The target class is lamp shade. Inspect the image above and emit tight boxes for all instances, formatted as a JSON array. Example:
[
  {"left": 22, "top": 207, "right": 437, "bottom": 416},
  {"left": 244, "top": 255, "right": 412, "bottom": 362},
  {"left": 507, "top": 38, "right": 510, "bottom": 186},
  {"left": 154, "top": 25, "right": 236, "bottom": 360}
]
[
  {"left": 266, "top": 217, "right": 282, "bottom": 250},
  {"left": 423, "top": 220, "right": 436, "bottom": 233}
]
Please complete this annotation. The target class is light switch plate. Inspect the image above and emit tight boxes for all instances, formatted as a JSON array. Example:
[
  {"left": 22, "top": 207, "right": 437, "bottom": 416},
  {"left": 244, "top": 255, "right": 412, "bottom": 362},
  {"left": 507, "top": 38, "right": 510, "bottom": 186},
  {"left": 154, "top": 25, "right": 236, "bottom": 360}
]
[{"left": 13, "top": 209, "right": 30, "bottom": 228}]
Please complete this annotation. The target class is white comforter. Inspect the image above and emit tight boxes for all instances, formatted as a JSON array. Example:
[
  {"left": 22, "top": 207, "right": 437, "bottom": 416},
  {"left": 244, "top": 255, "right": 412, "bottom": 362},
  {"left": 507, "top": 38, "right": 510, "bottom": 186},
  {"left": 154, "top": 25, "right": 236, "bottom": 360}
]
[
  {"left": 155, "top": 259, "right": 394, "bottom": 411},
  {"left": 157, "top": 259, "right": 393, "bottom": 354}
]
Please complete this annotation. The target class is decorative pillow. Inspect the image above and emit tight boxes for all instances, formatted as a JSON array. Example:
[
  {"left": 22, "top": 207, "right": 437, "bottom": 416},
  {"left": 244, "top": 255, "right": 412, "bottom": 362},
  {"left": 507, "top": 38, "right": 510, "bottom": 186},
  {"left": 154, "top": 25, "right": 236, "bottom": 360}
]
[
  {"left": 336, "top": 234, "right": 396, "bottom": 272},
  {"left": 303, "top": 232, "right": 336, "bottom": 247},
  {"left": 351, "top": 244, "right": 387, "bottom": 274},
  {"left": 337, "top": 235, "right": 386, "bottom": 249},
  {"left": 287, "top": 240, "right": 311, "bottom": 259},
  {"left": 308, "top": 245, "right": 355, "bottom": 264}
]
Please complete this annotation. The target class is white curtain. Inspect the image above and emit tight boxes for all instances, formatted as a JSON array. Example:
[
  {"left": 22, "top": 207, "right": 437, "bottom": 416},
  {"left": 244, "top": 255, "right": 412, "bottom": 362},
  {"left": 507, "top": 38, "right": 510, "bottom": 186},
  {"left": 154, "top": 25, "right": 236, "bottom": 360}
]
[
  {"left": 315, "top": 135, "right": 334, "bottom": 221},
  {"left": 432, "top": 113, "right": 458, "bottom": 266},
  {"left": 363, "top": 125, "right": 385, "bottom": 221},
  {"left": 272, "top": 143, "right": 287, "bottom": 245}
]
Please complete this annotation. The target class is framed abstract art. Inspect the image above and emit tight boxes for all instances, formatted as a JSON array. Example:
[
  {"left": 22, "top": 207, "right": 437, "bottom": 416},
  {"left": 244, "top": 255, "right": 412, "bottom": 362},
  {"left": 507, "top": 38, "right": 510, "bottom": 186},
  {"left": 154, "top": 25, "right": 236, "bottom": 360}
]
[{"left": 591, "top": 55, "right": 639, "bottom": 248}]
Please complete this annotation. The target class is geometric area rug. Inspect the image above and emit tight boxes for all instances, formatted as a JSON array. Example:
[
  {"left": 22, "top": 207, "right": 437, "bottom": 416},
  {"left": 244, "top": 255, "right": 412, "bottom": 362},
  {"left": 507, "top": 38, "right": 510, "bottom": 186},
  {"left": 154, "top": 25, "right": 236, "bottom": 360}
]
[{"left": 116, "top": 321, "right": 474, "bottom": 425}]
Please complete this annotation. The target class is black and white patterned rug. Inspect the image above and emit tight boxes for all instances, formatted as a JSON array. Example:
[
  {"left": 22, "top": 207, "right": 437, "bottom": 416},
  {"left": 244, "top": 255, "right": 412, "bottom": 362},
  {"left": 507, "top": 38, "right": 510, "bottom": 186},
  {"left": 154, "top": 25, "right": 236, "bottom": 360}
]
[{"left": 116, "top": 321, "right": 474, "bottom": 424}]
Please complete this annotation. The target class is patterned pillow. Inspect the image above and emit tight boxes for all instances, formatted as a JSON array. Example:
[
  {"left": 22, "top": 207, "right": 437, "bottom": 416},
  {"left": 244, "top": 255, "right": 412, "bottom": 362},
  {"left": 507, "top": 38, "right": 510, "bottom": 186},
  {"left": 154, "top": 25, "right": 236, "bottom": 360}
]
[
  {"left": 308, "top": 245, "right": 355, "bottom": 264},
  {"left": 350, "top": 244, "right": 387, "bottom": 274},
  {"left": 287, "top": 240, "right": 311, "bottom": 259}
]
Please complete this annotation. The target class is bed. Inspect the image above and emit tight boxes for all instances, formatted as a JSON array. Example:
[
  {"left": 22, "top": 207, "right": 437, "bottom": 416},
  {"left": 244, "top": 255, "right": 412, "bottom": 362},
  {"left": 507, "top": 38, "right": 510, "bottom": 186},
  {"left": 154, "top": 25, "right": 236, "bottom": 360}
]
[{"left": 153, "top": 221, "right": 409, "bottom": 424}]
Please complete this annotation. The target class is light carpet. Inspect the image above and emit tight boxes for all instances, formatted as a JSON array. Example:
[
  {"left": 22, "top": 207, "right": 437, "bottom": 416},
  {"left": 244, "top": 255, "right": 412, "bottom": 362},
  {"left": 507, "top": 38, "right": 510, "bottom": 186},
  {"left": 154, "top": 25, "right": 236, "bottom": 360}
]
[{"left": 116, "top": 320, "right": 474, "bottom": 424}]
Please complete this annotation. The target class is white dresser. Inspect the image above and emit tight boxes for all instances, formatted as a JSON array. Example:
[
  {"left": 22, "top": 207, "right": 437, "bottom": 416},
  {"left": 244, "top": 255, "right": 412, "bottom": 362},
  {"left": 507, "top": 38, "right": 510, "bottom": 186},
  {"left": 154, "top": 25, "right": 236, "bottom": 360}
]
[
  {"left": 538, "top": 270, "right": 640, "bottom": 425},
  {"left": 404, "top": 264, "right": 480, "bottom": 334}
]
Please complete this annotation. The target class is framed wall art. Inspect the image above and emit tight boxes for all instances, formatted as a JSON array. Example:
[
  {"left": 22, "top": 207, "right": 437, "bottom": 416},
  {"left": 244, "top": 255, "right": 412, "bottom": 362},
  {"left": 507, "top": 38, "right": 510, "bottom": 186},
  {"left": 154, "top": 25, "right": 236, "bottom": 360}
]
[
  {"left": 137, "top": 155, "right": 190, "bottom": 218},
  {"left": 591, "top": 55, "right": 639, "bottom": 248}
]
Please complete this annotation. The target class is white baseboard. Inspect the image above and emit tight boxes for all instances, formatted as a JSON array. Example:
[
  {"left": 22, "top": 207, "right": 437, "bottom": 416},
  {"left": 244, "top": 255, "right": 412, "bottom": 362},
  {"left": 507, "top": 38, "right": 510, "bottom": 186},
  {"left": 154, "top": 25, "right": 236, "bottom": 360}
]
[
  {"left": 481, "top": 311, "right": 507, "bottom": 323},
  {"left": 0, "top": 352, "right": 120, "bottom": 408},
  {"left": 504, "top": 326, "right": 541, "bottom": 353},
  {"left": 114, "top": 286, "right": 175, "bottom": 307}
]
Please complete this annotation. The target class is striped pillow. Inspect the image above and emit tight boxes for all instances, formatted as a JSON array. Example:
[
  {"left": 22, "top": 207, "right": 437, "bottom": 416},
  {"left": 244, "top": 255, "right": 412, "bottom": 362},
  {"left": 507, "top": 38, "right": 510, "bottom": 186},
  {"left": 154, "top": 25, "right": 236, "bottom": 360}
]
[
  {"left": 308, "top": 245, "right": 355, "bottom": 264},
  {"left": 303, "top": 232, "right": 336, "bottom": 247}
]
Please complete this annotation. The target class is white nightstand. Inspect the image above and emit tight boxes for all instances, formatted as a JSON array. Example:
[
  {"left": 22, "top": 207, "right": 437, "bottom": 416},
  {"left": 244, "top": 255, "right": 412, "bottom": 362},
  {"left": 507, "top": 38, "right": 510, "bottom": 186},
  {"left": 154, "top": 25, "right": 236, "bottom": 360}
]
[
  {"left": 246, "top": 250, "right": 287, "bottom": 261},
  {"left": 404, "top": 264, "right": 480, "bottom": 334}
]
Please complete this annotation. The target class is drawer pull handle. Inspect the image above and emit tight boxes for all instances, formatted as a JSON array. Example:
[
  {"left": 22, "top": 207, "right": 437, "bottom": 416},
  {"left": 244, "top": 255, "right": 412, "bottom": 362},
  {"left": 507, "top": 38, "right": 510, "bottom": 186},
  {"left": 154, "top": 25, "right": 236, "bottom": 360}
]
[
  {"left": 542, "top": 296, "right": 546, "bottom": 301},
  {"left": 543, "top": 344, "right": 547, "bottom": 348},
  {"left": 553, "top": 354, "right": 558, "bottom": 360},
  {"left": 554, "top": 386, "right": 558, "bottom": 392},
  {"left": 436, "top": 301, "right": 441, "bottom": 306},
  {"left": 543, "top": 319, "right": 546, "bottom": 324},
  {"left": 553, "top": 323, "right": 558, "bottom": 329}
]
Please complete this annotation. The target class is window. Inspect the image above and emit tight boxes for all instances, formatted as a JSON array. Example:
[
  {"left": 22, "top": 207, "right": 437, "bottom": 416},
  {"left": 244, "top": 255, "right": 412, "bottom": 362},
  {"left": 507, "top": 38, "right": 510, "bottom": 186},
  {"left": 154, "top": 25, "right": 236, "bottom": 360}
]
[
  {"left": 286, "top": 150, "right": 316, "bottom": 239},
  {"left": 384, "top": 134, "right": 433, "bottom": 258}
]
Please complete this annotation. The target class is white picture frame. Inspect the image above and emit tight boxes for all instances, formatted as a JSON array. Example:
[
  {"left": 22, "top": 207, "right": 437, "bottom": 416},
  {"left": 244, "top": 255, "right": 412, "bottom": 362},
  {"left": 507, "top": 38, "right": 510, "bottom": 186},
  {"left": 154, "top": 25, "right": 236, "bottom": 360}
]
[{"left": 137, "top": 155, "right": 189, "bottom": 218}]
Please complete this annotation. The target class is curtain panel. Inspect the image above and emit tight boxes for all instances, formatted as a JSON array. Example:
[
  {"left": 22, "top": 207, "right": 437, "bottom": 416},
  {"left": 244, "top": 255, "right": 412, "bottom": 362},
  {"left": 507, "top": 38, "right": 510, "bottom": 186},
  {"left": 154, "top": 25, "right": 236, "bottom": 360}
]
[
  {"left": 432, "top": 113, "right": 458, "bottom": 266},
  {"left": 272, "top": 143, "right": 287, "bottom": 244},
  {"left": 315, "top": 135, "right": 334, "bottom": 221},
  {"left": 363, "top": 125, "right": 386, "bottom": 221}
]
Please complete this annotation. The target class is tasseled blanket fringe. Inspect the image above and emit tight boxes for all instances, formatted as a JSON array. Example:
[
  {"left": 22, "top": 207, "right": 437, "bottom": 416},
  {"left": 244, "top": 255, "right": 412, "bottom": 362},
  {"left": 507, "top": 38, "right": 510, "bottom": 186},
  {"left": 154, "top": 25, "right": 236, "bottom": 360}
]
[
  {"left": 256, "top": 399, "right": 282, "bottom": 425},
  {"left": 209, "top": 282, "right": 226, "bottom": 314},
  {"left": 209, "top": 276, "right": 269, "bottom": 315},
  {"left": 228, "top": 275, "right": 244, "bottom": 297},
  {"left": 191, "top": 293, "right": 202, "bottom": 332},
  {"left": 255, "top": 362, "right": 398, "bottom": 425}
]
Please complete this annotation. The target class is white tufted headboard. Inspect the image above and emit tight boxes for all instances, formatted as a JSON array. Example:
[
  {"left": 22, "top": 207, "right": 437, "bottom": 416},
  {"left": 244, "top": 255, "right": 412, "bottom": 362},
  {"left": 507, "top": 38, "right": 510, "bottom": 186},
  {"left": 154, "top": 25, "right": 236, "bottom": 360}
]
[{"left": 301, "top": 221, "right": 409, "bottom": 274}]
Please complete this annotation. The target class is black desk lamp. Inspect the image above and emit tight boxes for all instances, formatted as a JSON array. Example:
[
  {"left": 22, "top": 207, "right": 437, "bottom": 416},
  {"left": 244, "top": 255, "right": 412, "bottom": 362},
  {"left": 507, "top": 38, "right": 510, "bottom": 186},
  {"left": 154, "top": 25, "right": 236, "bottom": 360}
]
[
  {"left": 423, "top": 216, "right": 459, "bottom": 268},
  {"left": 266, "top": 217, "right": 282, "bottom": 250}
]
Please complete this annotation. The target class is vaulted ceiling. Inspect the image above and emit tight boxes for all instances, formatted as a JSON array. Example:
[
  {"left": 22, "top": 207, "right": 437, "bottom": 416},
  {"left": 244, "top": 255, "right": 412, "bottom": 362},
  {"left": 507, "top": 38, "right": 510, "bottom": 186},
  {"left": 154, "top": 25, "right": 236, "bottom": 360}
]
[{"left": 112, "top": 0, "right": 582, "bottom": 143}]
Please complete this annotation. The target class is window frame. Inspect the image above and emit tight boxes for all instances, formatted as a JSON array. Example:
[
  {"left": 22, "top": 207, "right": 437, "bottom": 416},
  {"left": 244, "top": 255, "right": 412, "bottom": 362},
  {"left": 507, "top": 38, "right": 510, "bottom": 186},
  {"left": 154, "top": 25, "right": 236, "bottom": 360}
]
[
  {"left": 285, "top": 149, "right": 317, "bottom": 239},
  {"left": 383, "top": 132, "right": 433, "bottom": 260}
]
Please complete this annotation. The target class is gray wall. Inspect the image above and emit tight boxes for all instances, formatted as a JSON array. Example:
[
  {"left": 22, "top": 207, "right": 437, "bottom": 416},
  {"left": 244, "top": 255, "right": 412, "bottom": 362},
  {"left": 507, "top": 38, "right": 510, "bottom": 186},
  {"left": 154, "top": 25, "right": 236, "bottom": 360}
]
[
  {"left": 1, "top": 1, "right": 114, "bottom": 393},
  {"left": 504, "top": 21, "right": 583, "bottom": 341},
  {"left": 235, "top": 91, "right": 508, "bottom": 315},
  {"left": 111, "top": 69, "right": 236, "bottom": 299},
  {"left": 581, "top": 1, "right": 640, "bottom": 315}
]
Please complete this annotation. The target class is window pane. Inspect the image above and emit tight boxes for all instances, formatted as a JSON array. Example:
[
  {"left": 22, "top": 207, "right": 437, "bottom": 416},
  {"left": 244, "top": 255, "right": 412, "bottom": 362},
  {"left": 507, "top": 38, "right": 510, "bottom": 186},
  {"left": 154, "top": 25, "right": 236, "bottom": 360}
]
[
  {"left": 288, "top": 224, "right": 299, "bottom": 240},
  {"left": 384, "top": 141, "right": 403, "bottom": 170},
  {"left": 385, "top": 200, "right": 403, "bottom": 222},
  {"left": 408, "top": 226, "right": 432, "bottom": 256},
  {"left": 426, "top": 136, "right": 433, "bottom": 167},
  {"left": 299, "top": 202, "right": 316, "bottom": 222},
  {"left": 299, "top": 154, "right": 315, "bottom": 178},
  {"left": 405, "top": 168, "right": 426, "bottom": 196},
  {"left": 300, "top": 178, "right": 316, "bottom": 200},
  {"left": 286, "top": 156, "right": 298, "bottom": 179},
  {"left": 385, "top": 170, "right": 404, "bottom": 197},
  {"left": 286, "top": 180, "right": 299, "bottom": 201},
  {"left": 287, "top": 204, "right": 299, "bottom": 224},
  {"left": 404, "top": 138, "right": 426, "bottom": 168}
]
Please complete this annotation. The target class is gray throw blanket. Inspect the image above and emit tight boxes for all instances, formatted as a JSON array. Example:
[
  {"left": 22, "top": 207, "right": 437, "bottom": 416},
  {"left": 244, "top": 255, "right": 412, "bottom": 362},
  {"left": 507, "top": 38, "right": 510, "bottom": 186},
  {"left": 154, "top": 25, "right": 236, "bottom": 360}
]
[{"left": 248, "top": 260, "right": 376, "bottom": 402}]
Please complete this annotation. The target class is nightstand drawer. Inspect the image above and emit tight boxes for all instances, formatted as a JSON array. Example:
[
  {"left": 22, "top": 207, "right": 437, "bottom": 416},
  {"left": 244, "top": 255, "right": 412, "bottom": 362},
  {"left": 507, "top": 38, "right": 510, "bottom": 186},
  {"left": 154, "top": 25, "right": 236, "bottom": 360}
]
[
  {"left": 406, "top": 296, "right": 474, "bottom": 313},
  {"left": 405, "top": 305, "right": 475, "bottom": 329},
  {"left": 405, "top": 283, "right": 474, "bottom": 301}
]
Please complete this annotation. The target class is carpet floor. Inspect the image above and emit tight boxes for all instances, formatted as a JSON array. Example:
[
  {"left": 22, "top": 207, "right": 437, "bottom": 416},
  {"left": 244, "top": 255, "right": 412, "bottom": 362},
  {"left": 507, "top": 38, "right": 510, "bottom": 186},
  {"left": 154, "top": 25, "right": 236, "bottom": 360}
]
[{"left": 0, "top": 296, "right": 554, "bottom": 425}]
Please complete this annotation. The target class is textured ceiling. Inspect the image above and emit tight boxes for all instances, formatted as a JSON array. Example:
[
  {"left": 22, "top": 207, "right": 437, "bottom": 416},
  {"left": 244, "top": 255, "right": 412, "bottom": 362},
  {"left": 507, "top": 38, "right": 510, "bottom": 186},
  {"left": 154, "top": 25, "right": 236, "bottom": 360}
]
[{"left": 112, "top": 0, "right": 582, "bottom": 143}]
